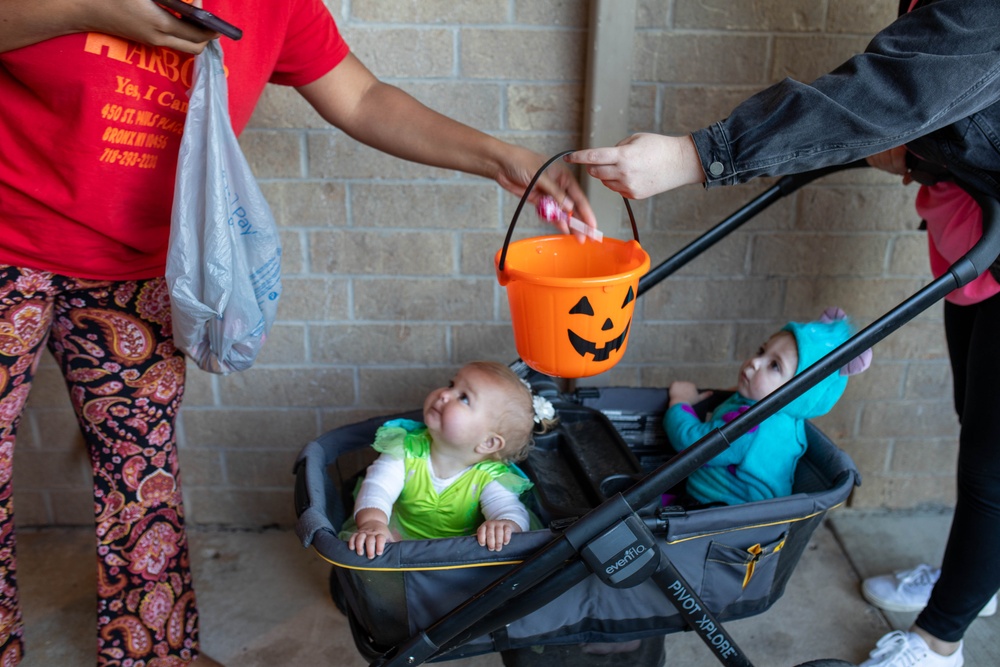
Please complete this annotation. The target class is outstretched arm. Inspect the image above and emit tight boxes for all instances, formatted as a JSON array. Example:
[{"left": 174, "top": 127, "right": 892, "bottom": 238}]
[
  {"left": 565, "top": 133, "right": 707, "bottom": 200},
  {"left": 572, "top": 3, "right": 1000, "bottom": 196},
  {"left": 0, "top": 0, "right": 217, "bottom": 54},
  {"left": 296, "top": 53, "right": 597, "bottom": 235}
]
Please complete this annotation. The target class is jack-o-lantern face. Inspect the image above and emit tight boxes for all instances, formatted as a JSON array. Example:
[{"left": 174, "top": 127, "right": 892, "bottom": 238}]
[{"left": 566, "top": 286, "right": 635, "bottom": 361}]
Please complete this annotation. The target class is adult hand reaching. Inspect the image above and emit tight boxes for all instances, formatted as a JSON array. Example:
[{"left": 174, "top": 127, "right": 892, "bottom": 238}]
[
  {"left": 565, "top": 133, "right": 707, "bottom": 200},
  {"left": 493, "top": 144, "right": 598, "bottom": 240}
]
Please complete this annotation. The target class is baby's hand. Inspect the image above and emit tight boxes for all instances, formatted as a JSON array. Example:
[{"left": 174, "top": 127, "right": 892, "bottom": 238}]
[
  {"left": 669, "top": 381, "right": 712, "bottom": 407},
  {"left": 348, "top": 521, "right": 394, "bottom": 559},
  {"left": 477, "top": 519, "right": 521, "bottom": 552}
]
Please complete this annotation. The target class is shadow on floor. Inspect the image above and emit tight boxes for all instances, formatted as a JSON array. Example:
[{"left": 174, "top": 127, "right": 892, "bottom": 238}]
[{"left": 13, "top": 509, "right": 999, "bottom": 666}]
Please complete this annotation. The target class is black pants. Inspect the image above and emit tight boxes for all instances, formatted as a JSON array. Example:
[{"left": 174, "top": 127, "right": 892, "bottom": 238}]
[{"left": 917, "top": 295, "right": 1000, "bottom": 641}]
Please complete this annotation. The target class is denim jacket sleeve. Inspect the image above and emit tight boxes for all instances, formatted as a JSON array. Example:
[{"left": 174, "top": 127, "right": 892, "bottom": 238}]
[{"left": 691, "top": 0, "right": 1000, "bottom": 195}]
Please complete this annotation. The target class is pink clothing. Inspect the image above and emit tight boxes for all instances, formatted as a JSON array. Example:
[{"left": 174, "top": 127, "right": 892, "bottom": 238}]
[{"left": 918, "top": 181, "right": 1000, "bottom": 305}]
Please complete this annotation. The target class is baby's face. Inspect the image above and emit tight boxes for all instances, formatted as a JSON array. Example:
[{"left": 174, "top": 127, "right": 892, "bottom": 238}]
[
  {"left": 423, "top": 365, "right": 506, "bottom": 455},
  {"left": 737, "top": 331, "right": 798, "bottom": 401}
]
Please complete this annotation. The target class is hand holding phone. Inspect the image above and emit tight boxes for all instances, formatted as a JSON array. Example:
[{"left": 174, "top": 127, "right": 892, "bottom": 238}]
[{"left": 154, "top": 0, "right": 243, "bottom": 41}]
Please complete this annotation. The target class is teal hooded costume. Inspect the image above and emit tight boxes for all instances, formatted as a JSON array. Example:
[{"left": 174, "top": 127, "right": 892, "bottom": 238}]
[{"left": 664, "top": 309, "right": 869, "bottom": 506}]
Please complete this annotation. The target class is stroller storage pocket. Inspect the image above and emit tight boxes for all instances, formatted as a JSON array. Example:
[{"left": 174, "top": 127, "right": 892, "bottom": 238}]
[{"left": 699, "top": 532, "right": 786, "bottom": 613}]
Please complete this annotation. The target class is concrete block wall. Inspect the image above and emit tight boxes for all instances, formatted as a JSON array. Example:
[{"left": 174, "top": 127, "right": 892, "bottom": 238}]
[{"left": 14, "top": 0, "right": 956, "bottom": 529}]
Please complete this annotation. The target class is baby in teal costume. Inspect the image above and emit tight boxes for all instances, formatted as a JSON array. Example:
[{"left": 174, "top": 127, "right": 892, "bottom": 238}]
[
  {"left": 665, "top": 307, "right": 872, "bottom": 506},
  {"left": 346, "top": 361, "right": 556, "bottom": 559}
]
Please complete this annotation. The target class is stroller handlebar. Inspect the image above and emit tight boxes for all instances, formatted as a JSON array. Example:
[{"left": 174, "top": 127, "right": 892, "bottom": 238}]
[{"left": 952, "top": 186, "right": 1000, "bottom": 285}]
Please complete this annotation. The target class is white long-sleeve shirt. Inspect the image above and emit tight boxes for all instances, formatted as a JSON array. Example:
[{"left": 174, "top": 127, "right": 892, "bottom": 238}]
[{"left": 353, "top": 453, "right": 530, "bottom": 531}]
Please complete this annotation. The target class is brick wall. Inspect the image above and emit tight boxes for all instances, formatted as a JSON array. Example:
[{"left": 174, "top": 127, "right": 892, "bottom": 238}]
[{"left": 15, "top": 0, "right": 957, "bottom": 528}]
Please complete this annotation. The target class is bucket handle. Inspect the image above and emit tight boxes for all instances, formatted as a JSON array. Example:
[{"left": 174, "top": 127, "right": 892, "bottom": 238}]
[{"left": 497, "top": 149, "right": 640, "bottom": 272}]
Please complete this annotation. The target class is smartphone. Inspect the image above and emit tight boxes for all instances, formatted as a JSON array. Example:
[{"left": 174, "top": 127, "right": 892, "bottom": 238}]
[{"left": 155, "top": 0, "right": 243, "bottom": 41}]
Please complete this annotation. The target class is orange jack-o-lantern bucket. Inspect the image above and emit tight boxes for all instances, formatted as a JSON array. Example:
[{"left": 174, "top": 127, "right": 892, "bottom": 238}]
[{"left": 495, "top": 152, "right": 650, "bottom": 378}]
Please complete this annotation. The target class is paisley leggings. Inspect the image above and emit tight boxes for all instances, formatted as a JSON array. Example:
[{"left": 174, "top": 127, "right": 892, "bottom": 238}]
[{"left": 0, "top": 266, "right": 200, "bottom": 666}]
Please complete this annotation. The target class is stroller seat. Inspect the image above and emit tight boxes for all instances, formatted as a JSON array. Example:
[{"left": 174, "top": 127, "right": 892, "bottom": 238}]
[{"left": 294, "top": 386, "right": 858, "bottom": 661}]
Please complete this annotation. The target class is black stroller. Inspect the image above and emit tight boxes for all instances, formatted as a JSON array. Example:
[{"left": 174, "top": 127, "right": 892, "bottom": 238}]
[{"left": 294, "top": 159, "right": 1000, "bottom": 667}]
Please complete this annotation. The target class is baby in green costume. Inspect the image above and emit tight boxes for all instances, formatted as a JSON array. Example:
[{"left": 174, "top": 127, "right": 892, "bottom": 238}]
[{"left": 346, "top": 361, "right": 556, "bottom": 559}]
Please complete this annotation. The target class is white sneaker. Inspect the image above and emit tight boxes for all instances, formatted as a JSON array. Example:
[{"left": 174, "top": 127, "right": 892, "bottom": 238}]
[
  {"left": 862, "top": 564, "right": 998, "bottom": 616},
  {"left": 859, "top": 631, "right": 963, "bottom": 667}
]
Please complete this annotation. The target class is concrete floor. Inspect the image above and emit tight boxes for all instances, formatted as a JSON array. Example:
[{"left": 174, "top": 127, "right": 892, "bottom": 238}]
[{"left": 13, "top": 509, "right": 1000, "bottom": 667}]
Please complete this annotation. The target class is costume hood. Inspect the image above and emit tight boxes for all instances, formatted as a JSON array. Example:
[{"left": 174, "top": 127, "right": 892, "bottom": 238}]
[{"left": 780, "top": 308, "right": 869, "bottom": 419}]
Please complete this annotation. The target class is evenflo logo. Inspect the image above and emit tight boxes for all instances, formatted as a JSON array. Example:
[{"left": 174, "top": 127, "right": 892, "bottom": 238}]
[{"left": 605, "top": 544, "right": 648, "bottom": 575}]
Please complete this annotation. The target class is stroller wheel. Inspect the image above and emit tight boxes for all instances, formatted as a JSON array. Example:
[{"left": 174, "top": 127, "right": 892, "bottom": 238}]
[{"left": 328, "top": 565, "right": 348, "bottom": 615}]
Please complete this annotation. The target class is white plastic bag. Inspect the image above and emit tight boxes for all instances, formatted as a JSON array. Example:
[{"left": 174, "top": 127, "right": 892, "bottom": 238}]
[{"left": 166, "top": 40, "right": 282, "bottom": 374}]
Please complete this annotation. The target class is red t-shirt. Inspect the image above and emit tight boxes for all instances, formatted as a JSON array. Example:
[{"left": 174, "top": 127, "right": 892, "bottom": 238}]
[{"left": 0, "top": 0, "right": 349, "bottom": 280}]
